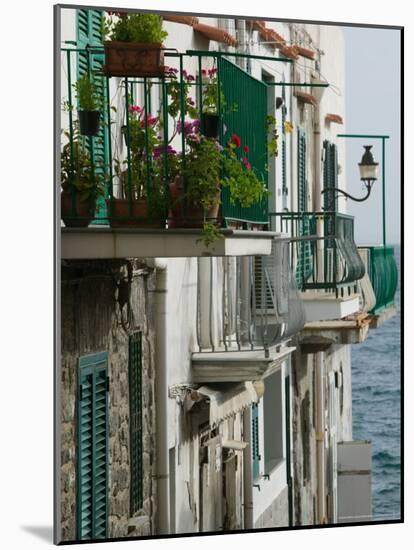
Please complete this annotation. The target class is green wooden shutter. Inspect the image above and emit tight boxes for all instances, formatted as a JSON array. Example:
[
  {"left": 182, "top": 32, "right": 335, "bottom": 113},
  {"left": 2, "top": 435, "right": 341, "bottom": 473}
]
[
  {"left": 296, "top": 129, "right": 313, "bottom": 287},
  {"left": 129, "top": 332, "right": 143, "bottom": 515},
  {"left": 219, "top": 57, "right": 268, "bottom": 225},
  {"left": 76, "top": 9, "right": 109, "bottom": 224},
  {"left": 77, "top": 352, "right": 108, "bottom": 540},
  {"left": 323, "top": 141, "right": 338, "bottom": 240},
  {"left": 252, "top": 403, "right": 260, "bottom": 481}
]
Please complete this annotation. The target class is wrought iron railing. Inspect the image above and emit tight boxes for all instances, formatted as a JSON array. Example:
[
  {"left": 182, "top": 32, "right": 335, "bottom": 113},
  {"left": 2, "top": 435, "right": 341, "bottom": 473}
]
[
  {"left": 358, "top": 245, "right": 398, "bottom": 314},
  {"left": 60, "top": 46, "right": 272, "bottom": 228},
  {"left": 195, "top": 240, "right": 306, "bottom": 353},
  {"left": 270, "top": 212, "right": 366, "bottom": 294}
]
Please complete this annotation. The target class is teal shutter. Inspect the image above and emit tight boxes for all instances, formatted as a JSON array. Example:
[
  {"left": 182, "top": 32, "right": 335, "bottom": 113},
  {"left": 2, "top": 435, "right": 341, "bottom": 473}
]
[
  {"left": 77, "top": 352, "right": 109, "bottom": 540},
  {"left": 129, "top": 333, "right": 143, "bottom": 515},
  {"left": 296, "top": 129, "right": 313, "bottom": 287},
  {"left": 323, "top": 141, "right": 338, "bottom": 240},
  {"left": 76, "top": 9, "right": 109, "bottom": 224},
  {"left": 252, "top": 403, "right": 260, "bottom": 481}
]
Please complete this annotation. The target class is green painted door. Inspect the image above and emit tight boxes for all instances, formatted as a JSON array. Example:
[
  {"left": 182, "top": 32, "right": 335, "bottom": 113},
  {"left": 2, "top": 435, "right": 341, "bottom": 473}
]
[
  {"left": 77, "top": 352, "right": 108, "bottom": 540},
  {"left": 219, "top": 57, "right": 268, "bottom": 225},
  {"left": 76, "top": 9, "right": 109, "bottom": 224},
  {"left": 323, "top": 140, "right": 338, "bottom": 240}
]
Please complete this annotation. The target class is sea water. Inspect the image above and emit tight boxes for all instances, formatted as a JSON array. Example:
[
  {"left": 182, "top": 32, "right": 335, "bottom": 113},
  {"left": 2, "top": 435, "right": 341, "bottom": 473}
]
[{"left": 351, "top": 244, "right": 401, "bottom": 521}]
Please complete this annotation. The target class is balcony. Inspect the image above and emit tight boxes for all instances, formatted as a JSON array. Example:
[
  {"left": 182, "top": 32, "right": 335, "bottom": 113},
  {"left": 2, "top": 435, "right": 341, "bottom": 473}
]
[
  {"left": 191, "top": 240, "right": 306, "bottom": 382},
  {"left": 358, "top": 245, "right": 398, "bottom": 327},
  {"left": 270, "top": 212, "right": 370, "bottom": 346},
  {"left": 59, "top": 46, "right": 278, "bottom": 258}
]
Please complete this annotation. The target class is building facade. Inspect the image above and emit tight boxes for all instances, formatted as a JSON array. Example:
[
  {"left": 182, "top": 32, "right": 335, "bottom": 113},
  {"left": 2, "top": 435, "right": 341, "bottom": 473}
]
[{"left": 56, "top": 7, "right": 398, "bottom": 542}]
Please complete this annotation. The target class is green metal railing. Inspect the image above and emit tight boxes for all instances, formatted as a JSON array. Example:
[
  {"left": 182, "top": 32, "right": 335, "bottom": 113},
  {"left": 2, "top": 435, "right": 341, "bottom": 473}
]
[
  {"left": 60, "top": 46, "right": 281, "bottom": 227},
  {"left": 362, "top": 246, "right": 398, "bottom": 314},
  {"left": 270, "top": 211, "right": 366, "bottom": 294}
]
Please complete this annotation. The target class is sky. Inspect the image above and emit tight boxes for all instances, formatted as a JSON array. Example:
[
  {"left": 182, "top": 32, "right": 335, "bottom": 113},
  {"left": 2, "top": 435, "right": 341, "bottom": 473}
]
[{"left": 343, "top": 26, "right": 401, "bottom": 245}]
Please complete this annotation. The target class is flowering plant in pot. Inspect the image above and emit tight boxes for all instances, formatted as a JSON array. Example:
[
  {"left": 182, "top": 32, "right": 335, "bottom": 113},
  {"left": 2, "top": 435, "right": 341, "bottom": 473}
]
[
  {"left": 222, "top": 133, "right": 268, "bottom": 207},
  {"left": 108, "top": 106, "right": 167, "bottom": 227},
  {"left": 74, "top": 74, "right": 102, "bottom": 136},
  {"left": 60, "top": 132, "right": 105, "bottom": 227},
  {"left": 103, "top": 12, "right": 168, "bottom": 77},
  {"left": 200, "top": 67, "right": 222, "bottom": 139}
]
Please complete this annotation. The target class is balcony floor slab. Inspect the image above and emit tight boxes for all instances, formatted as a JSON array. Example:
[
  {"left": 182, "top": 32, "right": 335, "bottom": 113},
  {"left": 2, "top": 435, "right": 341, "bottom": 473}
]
[
  {"left": 301, "top": 291, "right": 360, "bottom": 322},
  {"left": 300, "top": 313, "right": 371, "bottom": 349},
  {"left": 192, "top": 345, "right": 296, "bottom": 383},
  {"left": 369, "top": 305, "right": 397, "bottom": 328},
  {"left": 61, "top": 227, "right": 280, "bottom": 259}
]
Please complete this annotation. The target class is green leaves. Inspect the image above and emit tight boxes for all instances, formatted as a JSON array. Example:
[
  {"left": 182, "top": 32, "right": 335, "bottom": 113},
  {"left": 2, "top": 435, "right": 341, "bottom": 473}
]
[
  {"left": 106, "top": 13, "right": 168, "bottom": 43},
  {"left": 74, "top": 74, "right": 101, "bottom": 111}
]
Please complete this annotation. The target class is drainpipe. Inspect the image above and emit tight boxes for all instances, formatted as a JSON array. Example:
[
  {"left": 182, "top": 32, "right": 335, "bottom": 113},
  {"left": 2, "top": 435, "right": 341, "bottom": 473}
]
[
  {"left": 315, "top": 352, "right": 326, "bottom": 524},
  {"left": 149, "top": 258, "right": 170, "bottom": 534},
  {"left": 243, "top": 406, "right": 254, "bottom": 529}
]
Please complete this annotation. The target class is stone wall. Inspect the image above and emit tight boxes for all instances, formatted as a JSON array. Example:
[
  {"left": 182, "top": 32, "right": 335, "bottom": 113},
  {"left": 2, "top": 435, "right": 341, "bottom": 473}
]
[
  {"left": 60, "top": 260, "right": 156, "bottom": 541},
  {"left": 254, "top": 486, "right": 289, "bottom": 529}
]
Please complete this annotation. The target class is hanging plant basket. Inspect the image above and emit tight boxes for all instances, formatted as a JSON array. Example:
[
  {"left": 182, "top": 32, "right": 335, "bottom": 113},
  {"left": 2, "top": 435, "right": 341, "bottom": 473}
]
[
  {"left": 201, "top": 113, "right": 220, "bottom": 139},
  {"left": 61, "top": 190, "right": 96, "bottom": 227},
  {"left": 78, "top": 110, "right": 101, "bottom": 136},
  {"left": 103, "top": 42, "right": 165, "bottom": 77},
  {"left": 106, "top": 197, "right": 165, "bottom": 228}
]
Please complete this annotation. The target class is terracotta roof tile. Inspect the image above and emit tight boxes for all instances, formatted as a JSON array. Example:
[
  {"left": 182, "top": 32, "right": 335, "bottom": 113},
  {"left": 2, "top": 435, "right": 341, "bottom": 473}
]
[
  {"left": 279, "top": 45, "right": 300, "bottom": 60},
  {"left": 294, "top": 90, "right": 317, "bottom": 106},
  {"left": 193, "top": 23, "right": 238, "bottom": 47},
  {"left": 163, "top": 15, "right": 199, "bottom": 26},
  {"left": 325, "top": 113, "right": 344, "bottom": 124},
  {"left": 294, "top": 45, "right": 315, "bottom": 60}
]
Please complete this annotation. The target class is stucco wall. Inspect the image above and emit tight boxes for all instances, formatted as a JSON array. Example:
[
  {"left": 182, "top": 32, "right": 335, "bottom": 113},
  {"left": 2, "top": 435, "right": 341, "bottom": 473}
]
[{"left": 254, "top": 485, "right": 289, "bottom": 528}]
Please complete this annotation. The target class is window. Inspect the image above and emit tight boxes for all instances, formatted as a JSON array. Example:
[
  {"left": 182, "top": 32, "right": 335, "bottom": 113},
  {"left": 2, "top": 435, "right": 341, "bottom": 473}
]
[{"left": 77, "top": 352, "right": 109, "bottom": 540}]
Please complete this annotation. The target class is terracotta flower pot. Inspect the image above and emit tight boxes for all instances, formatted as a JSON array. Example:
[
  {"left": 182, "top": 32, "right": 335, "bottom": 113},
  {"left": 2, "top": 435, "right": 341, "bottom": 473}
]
[
  {"left": 168, "top": 176, "right": 220, "bottom": 228},
  {"left": 106, "top": 198, "right": 165, "bottom": 228},
  {"left": 103, "top": 42, "right": 165, "bottom": 77},
  {"left": 61, "top": 190, "right": 95, "bottom": 227},
  {"left": 78, "top": 110, "right": 101, "bottom": 136}
]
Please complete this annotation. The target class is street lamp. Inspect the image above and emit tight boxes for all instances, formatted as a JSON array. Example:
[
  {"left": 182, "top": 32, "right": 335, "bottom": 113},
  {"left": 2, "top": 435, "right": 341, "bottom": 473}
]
[{"left": 321, "top": 145, "right": 378, "bottom": 202}]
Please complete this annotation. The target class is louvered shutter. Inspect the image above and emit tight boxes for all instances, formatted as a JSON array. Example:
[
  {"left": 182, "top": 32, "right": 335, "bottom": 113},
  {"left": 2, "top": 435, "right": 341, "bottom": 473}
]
[
  {"left": 252, "top": 403, "right": 260, "bottom": 481},
  {"left": 77, "top": 352, "right": 108, "bottom": 540},
  {"left": 281, "top": 87, "right": 288, "bottom": 209},
  {"left": 129, "top": 333, "right": 143, "bottom": 515},
  {"left": 254, "top": 241, "right": 289, "bottom": 315},
  {"left": 323, "top": 140, "right": 338, "bottom": 240},
  {"left": 76, "top": 9, "right": 109, "bottom": 224},
  {"left": 296, "top": 129, "right": 313, "bottom": 287}
]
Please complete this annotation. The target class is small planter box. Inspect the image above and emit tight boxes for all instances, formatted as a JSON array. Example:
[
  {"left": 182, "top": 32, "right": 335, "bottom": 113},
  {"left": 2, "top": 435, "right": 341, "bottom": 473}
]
[
  {"left": 201, "top": 113, "right": 220, "bottom": 139},
  {"left": 103, "top": 42, "right": 165, "bottom": 77},
  {"left": 106, "top": 198, "right": 165, "bottom": 228},
  {"left": 168, "top": 177, "right": 220, "bottom": 228}
]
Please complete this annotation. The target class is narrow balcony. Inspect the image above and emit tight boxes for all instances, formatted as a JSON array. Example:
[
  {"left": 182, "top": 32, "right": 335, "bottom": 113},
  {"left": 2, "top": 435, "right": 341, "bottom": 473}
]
[
  {"left": 192, "top": 240, "right": 306, "bottom": 382},
  {"left": 270, "top": 212, "right": 370, "bottom": 346},
  {"left": 358, "top": 245, "right": 398, "bottom": 327},
  {"left": 59, "top": 46, "right": 278, "bottom": 258}
]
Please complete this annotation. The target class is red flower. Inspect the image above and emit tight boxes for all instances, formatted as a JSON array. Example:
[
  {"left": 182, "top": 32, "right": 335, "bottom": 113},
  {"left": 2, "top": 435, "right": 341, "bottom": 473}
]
[
  {"left": 243, "top": 145, "right": 249, "bottom": 153},
  {"left": 231, "top": 133, "right": 241, "bottom": 148},
  {"left": 245, "top": 161, "right": 251, "bottom": 170}
]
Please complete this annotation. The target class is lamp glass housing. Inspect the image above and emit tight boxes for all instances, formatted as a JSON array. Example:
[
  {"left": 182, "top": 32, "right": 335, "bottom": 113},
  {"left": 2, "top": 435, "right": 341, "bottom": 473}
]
[{"left": 359, "top": 163, "right": 379, "bottom": 181}]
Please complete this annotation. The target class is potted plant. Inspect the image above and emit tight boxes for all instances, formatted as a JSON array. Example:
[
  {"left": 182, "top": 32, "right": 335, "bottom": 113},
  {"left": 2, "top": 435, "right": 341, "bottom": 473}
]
[
  {"left": 107, "top": 106, "right": 166, "bottom": 228},
  {"left": 103, "top": 12, "right": 168, "bottom": 77},
  {"left": 201, "top": 67, "right": 221, "bottom": 138},
  {"left": 60, "top": 136, "right": 105, "bottom": 227},
  {"left": 74, "top": 74, "right": 101, "bottom": 136}
]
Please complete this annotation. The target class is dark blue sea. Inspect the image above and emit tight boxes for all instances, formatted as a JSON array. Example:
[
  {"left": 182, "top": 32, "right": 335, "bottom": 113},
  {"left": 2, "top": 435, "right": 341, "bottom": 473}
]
[{"left": 351, "top": 244, "right": 401, "bottom": 521}]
